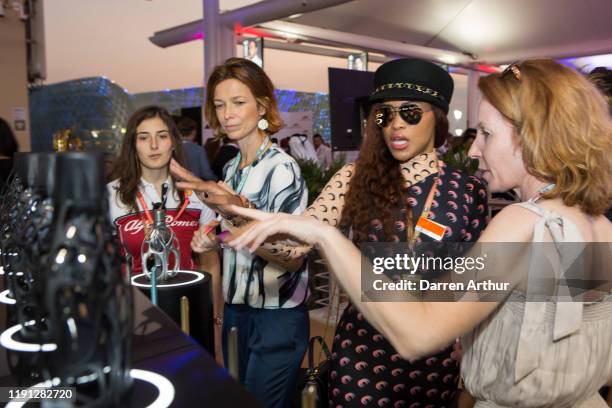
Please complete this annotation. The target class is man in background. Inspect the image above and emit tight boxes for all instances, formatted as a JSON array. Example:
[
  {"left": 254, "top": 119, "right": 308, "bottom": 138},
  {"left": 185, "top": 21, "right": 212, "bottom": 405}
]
[
  {"left": 288, "top": 133, "right": 318, "bottom": 163},
  {"left": 176, "top": 117, "right": 217, "bottom": 181},
  {"left": 245, "top": 39, "right": 263, "bottom": 67},
  {"left": 313, "top": 133, "right": 332, "bottom": 170}
]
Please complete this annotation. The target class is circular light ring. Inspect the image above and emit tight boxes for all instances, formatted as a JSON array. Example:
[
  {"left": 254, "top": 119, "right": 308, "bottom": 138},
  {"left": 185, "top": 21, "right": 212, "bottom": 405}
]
[
  {"left": 131, "top": 271, "right": 204, "bottom": 288},
  {"left": 0, "top": 320, "right": 57, "bottom": 352},
  {"left": 0, "top": 289, "right": 16, "bottom": 305},
  {"left": 130, "top": 369, "right": 175, "bottom": 408},
  {"left": 5, "top": 369, "right": 175, "bottom": 408}
]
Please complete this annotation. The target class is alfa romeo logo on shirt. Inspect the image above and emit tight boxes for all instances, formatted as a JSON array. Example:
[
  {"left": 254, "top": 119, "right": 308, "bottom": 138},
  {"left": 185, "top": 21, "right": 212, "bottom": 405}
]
[{"left": 121, "top": 214, "right": 199, "bottom": 235}]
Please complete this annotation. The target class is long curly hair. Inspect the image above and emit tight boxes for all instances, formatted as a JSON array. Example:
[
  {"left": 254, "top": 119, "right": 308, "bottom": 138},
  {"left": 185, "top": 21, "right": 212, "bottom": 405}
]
[
  {"left": 110, "top": 105, "right": 187, "bottom": 212},
  {"left": 340, "top": 103, "right": 448, "bottom": 242}
]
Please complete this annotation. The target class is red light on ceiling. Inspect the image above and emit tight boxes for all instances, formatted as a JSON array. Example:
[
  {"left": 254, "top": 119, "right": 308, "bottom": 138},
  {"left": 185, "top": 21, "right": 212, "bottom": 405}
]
[
  {"left": 234, "top": 23, "right": 276, "bottom": 39},
  {"left": 476, "top": 64, "right": 500, "bottom": 73}
]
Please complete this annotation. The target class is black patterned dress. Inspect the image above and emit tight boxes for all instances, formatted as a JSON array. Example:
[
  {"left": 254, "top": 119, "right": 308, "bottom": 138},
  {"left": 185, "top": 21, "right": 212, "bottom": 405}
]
[{"left": 328, "top": 161, "right": 488, "bottom": 408}]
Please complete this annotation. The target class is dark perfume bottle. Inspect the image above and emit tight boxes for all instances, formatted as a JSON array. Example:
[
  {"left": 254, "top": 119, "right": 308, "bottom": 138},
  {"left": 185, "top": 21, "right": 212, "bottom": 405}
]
[
  {"left": 43, "top": 152, "right": 133, "bottom": 405},
  {"left": 0, "top": 152, "right": 29, "bottom": 277},
  {"left": 12, "top": 154, "right": 56, "bottom": 339},
  {"left": 0, "top": 153, "right": 56, "bottom": 384}
]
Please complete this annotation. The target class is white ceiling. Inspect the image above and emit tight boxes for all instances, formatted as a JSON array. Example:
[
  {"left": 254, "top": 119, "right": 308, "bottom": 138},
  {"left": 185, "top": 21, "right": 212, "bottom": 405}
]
[
  {"left": 264, "top": 0, "right": 612, "bottom": 63},
  {"left": 41, "top": 0, "right": 612, "bottom": 94}
]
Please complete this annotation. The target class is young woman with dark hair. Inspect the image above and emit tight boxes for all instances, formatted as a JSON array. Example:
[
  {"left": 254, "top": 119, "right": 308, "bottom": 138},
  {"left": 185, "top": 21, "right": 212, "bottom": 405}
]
[{"left": 107, "top": 105, "right": 219, "bottom": 302}]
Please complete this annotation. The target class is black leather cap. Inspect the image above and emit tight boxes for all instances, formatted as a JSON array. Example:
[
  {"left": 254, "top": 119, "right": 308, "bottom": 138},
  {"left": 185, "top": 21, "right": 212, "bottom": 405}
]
[{"left": 369, "top": 58, "right": 454, "bottom": 113}]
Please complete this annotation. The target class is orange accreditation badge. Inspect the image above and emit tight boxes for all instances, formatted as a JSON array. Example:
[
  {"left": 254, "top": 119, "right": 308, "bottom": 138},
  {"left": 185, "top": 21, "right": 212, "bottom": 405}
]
[{"left": 415, "top": 217, "right": 447, "bottom": 241}]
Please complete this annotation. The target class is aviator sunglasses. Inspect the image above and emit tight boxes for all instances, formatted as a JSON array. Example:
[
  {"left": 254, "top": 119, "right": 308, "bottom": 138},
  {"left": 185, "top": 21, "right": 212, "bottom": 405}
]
[{"left": 374, "top": 103, "right": 432, "bottom": 128}]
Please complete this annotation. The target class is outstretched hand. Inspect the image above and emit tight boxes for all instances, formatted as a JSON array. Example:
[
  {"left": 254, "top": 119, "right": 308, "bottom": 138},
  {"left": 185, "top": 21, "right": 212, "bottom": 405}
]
[
  {"left": 225, "top": 205, "right": 330, "bottom": 252},
  {"left": 170, "top": 158, "right": 219, "bottom": 195},
  {"left": 170, "top": 159, "right": 242, "bottom": 216}
]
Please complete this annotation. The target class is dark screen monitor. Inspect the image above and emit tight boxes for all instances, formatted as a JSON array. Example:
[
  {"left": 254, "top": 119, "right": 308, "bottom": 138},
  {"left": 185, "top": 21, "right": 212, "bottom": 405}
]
[{"left": 328, "top": 68, "right": 375, "bottom": 152}]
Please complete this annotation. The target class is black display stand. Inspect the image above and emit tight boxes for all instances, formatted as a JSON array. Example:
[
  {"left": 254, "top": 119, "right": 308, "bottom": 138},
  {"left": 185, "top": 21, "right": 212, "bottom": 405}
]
[
  {"left": 131, "top": 270, "right": 214, "bottom": 354},
  {"left": 0, "top": 287, "right": 261, "bottom": 407}
]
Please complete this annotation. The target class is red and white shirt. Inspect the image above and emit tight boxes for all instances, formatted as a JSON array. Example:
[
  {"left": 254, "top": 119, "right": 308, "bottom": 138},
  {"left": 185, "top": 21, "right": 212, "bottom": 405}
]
[{"left": 107, "top": 177, "right": 215, "bottom": 274}]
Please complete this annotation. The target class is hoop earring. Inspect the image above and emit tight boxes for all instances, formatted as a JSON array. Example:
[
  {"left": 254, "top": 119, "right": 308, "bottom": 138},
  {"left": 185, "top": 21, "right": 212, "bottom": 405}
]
[{"left": 257, "top": 118, "right": 269, "bottom": 131}]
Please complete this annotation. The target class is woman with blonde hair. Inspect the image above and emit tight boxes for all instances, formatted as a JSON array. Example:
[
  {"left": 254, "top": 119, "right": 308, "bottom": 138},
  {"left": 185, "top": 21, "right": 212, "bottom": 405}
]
[
  {"left": 228, "top": 59, "right": 612, "bottom": 407},
  {"left": 171, "top": 57, "right": 309, "bottom": 408}
]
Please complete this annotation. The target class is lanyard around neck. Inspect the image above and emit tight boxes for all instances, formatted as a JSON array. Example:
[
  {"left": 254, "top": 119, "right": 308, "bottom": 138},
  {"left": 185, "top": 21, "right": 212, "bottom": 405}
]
[
  {"left": 408, "top": 155, "right": 441, "bottom": 245},
  {"left": 409, "top": 176, "right": 440, "bottom": 245},
  {"left": 136, "top": 187, "right": 190, "bottom": 225},
  {"left": 228, "top": 137, "right": 270, "bottom": 194}
]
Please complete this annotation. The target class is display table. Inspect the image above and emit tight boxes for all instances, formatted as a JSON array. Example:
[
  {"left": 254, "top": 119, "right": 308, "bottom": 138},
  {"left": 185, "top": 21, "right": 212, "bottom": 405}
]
[
  {"left": 131, "top": 270, "right": 214, "bottom": 353},
  {"left": 0, "top": 287, "right": 261, "bottom": 407}
]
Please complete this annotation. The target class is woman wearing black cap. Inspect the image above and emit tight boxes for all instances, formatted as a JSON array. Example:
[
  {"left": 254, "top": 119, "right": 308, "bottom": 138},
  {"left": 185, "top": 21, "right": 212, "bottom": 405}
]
[
  {"left": 308, "top": 58, "right": 488, "bottom": 407},
  {"left": 228, "top": 58, "right": 487, "bottom": 407}
]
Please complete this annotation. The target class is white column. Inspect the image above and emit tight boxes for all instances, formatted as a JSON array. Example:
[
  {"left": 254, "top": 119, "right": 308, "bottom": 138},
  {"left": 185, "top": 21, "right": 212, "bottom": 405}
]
[
  {"left": 202, "top": 0, "right": 236, "bottom": 128},
  {"left": 203, "top": 0, "right": 219, "bottom": 82},
  {"left": 203, "top": 0, "right": 235, "bottom": 81},
  {"left": 219, "top": 21, "right": 236, "bottom": 67}
]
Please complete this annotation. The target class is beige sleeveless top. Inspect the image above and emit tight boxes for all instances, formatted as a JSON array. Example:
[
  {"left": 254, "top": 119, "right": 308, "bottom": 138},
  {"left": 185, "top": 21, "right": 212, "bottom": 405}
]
[{"left": 461, "top": 202, "right": 612, "bottom": 407}]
